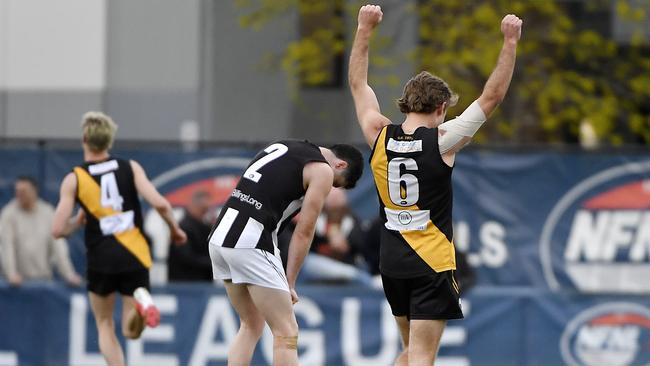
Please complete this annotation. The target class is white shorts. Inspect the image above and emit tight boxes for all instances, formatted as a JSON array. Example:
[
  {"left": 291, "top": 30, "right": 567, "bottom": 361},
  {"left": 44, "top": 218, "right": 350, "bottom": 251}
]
[{"left": 209, "top": 245, "right": 289, "bottom": 293}]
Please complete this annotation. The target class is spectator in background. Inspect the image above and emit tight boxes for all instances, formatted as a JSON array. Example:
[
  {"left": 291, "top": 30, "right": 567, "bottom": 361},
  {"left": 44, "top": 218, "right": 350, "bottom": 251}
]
[
  {"left": 0, "top": 176, "right": 81, "bottom": 286},
  {"left": 363, "top": 216, "right": 383, "bottom": 276},
  {"left": 311, "top": 188, "right": 365, "bottom": 264},
  {"left": 167, "top": 190, "right": 213, "bottom": 282},
  {"left": 299, "top": 188, "right": 374, "bottom": 286}
]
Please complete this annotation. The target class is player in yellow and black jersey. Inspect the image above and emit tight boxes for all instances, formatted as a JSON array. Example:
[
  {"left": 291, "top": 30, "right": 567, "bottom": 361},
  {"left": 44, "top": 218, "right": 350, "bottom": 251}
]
[
  {"left": 349, "top": 5, "right": 522, "bottom": 365},
  {"left": 52, "top": 112, "right": 186, "bottom": 366}
]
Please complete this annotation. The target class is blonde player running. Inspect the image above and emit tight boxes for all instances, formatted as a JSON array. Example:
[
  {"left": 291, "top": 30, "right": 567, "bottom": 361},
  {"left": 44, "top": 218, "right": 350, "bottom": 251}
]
[
  {"left": 349, "top": 5, "right": 522, "bottom": 365},
  {"left": 52, "top": 112, "right": 187, "bottom": 366}
]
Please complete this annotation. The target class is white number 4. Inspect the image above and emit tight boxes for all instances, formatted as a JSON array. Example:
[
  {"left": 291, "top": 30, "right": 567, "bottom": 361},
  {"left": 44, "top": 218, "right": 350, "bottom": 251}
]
[
  {"left": 100, "top": 172, "right": 124, "bottom": 211},
  {"left": 243, "top": 143, "right": 289, "bottom": 183}
]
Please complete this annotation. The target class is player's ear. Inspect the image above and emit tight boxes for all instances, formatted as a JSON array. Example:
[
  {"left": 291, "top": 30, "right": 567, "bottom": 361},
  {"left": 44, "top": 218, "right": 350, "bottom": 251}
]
[
  {"left": 335, "top": 160, "right": 348, "bottom": 170},
  {"left": 437, "top": 102, "right": 448, "bottom": 115}
]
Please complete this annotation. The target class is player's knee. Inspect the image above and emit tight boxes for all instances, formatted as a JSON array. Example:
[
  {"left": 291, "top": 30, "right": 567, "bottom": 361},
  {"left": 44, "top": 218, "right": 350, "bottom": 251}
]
[
  {"left": 271, "top": 318, "right": 299, "bottom": 349},
  {"left": 241, "top": 317, "right": 265, "bottom": 337}
]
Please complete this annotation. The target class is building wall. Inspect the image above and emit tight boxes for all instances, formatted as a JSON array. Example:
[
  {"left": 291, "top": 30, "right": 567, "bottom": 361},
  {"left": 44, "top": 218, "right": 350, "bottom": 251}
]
[
  {"left": 0, "top": 0, "right": 417, "bottom": 144},
  {"left": 1, "top": 1, "right": 641, "bottom": 144},
  {"left": 0, "top": 0, "right": 106, "bottom": 139}
]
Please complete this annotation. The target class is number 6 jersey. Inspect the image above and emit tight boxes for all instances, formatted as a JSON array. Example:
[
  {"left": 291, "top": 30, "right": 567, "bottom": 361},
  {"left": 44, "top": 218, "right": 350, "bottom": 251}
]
[
  {"left": 74, "top": 158, "right": 151, "bottom": 273},
  {"left": 208, "top": 140, "right": 328, "bottom": 256},
  {"left": 370, "top": 124, "right": 456, "bottom": 277}
]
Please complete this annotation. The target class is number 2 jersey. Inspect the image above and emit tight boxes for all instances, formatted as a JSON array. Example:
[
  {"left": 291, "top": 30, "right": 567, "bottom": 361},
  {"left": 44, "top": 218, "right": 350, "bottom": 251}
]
[
  {"left": 370, "top": 124, "right": 456, "bottom": 278},
  {"left": 73, "top": 158, "right": 151, "bottom": 273},
  {"left": 208, "top": 140, "right": 328, "bottom": 256}
]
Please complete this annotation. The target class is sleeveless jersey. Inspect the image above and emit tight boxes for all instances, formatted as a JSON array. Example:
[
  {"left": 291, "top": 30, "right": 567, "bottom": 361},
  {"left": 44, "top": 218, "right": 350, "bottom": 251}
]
[
  {"left": 73, "top": 158, "right": 151, "bottom": 273},
  {"left": 370, "top": 124, "right": 456, "bottom": 277},
  {"left": 208, "top": 140, "right": 328, "bottom": 255}
]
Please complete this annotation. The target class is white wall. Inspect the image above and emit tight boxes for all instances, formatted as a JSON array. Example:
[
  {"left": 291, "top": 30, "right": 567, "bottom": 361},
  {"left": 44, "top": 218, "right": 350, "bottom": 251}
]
[{"left": 1, "top": 0, "right": 106, "bottom": 90}]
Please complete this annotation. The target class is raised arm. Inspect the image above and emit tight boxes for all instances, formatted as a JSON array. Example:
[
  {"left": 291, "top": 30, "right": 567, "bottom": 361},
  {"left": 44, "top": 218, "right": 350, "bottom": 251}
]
[
  {"left": 349, "top": 4, "right": 391, "bottom": 147},
  {"left": 439, "top": 14, "right": 522, "bottom": 156},
  {"left": 477, "top": 14, "right": 522, "bottom": 116},
  {"left": 285, "top": 163, "right": 333, "bottom": 303},
  {"left": 130, "top": 160, "right": 187, "bottom": 245}
]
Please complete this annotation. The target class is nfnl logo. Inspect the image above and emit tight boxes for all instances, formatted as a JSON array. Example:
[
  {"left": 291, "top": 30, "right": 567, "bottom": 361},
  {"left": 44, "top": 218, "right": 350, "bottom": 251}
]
[
  {"left": 560, "top": 303, "right": 650, "bottom": 366},
  {"left": 540, "top": 162, "right": 650, "bottom": 293}
]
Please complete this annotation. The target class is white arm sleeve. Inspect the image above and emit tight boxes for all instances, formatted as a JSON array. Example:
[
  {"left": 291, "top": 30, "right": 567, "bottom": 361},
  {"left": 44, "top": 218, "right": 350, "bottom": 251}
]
[{"left": 438, "top": 100, "right": 487, "bottom": 154}]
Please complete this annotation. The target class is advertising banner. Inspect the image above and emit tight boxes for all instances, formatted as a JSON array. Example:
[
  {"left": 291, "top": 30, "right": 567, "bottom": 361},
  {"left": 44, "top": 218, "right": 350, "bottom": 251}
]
[
  {"left": 1, "top": 146, "right": 648, "bottom": 291},
  {"left": 1, "top": 284, "right": 650, "bottom": 366}
]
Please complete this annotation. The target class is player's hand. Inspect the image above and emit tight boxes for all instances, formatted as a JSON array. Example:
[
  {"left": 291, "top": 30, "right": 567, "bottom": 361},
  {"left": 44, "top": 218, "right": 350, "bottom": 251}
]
[
  {"left": 172, "top": 227, "right": 188, "bottom": 245},
  {"left": 74, "top": 209, "right": 86, "bottom": 226},
  {"left": 501, "top": 14, "right": 522, "bottom": 42},
  {"left": 66, "top": 273, "right": 83, "bottom": 287},
  {"left": 290, "top": 287, "right": 299, "bottom": 304},
  {"left": 357, "top": 4, "right": 383, "bottom": 30},
  {"left": 8, "top": 274, "right": 22, "bottom": 287}
]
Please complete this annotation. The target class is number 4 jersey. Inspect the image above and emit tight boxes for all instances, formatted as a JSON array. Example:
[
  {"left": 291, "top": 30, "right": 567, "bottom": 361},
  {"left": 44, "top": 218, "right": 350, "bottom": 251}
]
[
  {"left": 371, "top": 124, "right": 457, "bottom": 278},
  {"left": 74, "top": 158, "right": 151, "bottom": 273},
  {"left": 208, "top": 140, "right": 328, "bottom": 256}
]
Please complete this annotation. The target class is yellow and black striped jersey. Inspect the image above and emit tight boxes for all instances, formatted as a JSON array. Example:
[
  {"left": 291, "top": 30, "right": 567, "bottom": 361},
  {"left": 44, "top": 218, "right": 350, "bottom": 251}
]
[
  {"left": 370, "top": 124, "right": 456, "bottom": 277},
  {"left": 74, "top": 157, "right": 151, "bottom": 273}
]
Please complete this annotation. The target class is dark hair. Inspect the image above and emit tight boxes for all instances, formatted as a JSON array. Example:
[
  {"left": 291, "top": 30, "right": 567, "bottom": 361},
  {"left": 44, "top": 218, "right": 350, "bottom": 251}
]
[
  {"left": 16, "top": 175, "right": 38, "bottom": 191},
  {"left": 396, "top": 71, "right": 458, "bottom": 114},
  {"left": 329, "top": 144, "right": 364, "bottom": 189}
]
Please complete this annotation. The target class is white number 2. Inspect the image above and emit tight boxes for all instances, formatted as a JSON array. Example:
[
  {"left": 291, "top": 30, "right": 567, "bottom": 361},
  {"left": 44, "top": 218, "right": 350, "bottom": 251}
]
[
  {"left": 243, "top": 143, "right": 289, "bottom": 183},
  {"left": 388, "top": 157, "right": 419, "bottom": 206},
  {"left": 100, "top": 172, "right": 124, "bottom": 211}
]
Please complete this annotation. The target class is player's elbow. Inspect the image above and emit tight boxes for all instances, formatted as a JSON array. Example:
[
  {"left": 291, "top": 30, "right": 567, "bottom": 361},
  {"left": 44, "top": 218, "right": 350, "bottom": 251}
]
[
  {"left": 481, "top": 89, "right": 505, "bottom": 106},
  {"left": 478, "top": 91, "right": 504, "bottom": 115},
  {"left": 292, "top": 228, "right": 314, "bottom": 248},
  {"left": 153, "top": 200, "right": 171, "bottom": 214}
]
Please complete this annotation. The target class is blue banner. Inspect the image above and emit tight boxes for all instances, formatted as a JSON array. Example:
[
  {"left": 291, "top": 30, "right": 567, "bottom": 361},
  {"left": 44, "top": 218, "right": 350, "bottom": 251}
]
[
  {"left": 0, "top": 146, "right": 649, "bottom": 292},
  {"left": 1, "top": 284, "right": 650, "bottom": 366}
]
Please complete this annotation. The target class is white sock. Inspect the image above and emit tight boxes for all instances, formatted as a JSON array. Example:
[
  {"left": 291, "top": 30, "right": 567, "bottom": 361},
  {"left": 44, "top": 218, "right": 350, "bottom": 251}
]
[{"left": 133, "top": 287, "right": 154, "bottom": 309}]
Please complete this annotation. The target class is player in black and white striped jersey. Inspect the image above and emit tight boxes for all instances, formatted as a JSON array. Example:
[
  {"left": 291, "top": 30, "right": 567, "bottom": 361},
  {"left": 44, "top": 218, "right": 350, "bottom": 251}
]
[{"left": 208, "top": 139, "right": 363, "bottom": 366}]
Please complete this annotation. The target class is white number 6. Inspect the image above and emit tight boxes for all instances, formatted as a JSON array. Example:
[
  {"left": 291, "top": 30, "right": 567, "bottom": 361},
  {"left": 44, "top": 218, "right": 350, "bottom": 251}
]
[{"left": 388, "top": 157, "right": 419, "bottom": 206}]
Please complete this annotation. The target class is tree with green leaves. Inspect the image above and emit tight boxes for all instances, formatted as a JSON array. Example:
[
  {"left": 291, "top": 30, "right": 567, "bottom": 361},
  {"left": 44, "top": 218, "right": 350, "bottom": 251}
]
[{"left": 236, "top": 0, "right": 650, "bottom": 145}]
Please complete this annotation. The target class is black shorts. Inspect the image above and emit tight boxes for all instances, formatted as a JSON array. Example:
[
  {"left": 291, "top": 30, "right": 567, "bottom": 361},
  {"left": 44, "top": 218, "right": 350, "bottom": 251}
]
[
  {"left": 381, "top": 270, "right": 464, "bottom": 320},
  {"left": 87, "top": 268, "right": 150, "bottom": 296}
]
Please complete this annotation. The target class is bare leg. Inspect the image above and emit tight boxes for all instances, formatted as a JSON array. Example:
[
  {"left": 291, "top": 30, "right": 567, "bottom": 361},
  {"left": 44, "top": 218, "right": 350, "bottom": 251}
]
[
  {"left": 408, "top": 319, "right": 446, "bottom": 366},
  {"left": 247, "top": 285, "right": 299, "bottom": 366},
  {"left": 394, "top": 316, "right": 410, "bottom": 366},
  {"left": 88, "top": 292, "right": 125, "bottom": 366},
  {"left": 121, "top": 295, "right": 145, "bottom": 339},
  {"left": 223, "top": 280, "right": 266, "bottom": 366}
]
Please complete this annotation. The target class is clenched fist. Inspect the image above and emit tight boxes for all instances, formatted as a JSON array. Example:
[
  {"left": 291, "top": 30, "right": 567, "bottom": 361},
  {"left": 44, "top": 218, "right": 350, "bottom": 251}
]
[
  {"left": 501, "top": 14, "right": 523, "bottom": 42},
  {"left": 357, "top": 4, "right": 383, "bottom": 30}
]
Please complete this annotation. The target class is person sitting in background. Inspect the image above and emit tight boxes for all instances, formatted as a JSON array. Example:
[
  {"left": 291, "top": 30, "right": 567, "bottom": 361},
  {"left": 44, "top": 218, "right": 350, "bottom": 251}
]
[
  {"left": 311, "top": 188, "right": 365, "bottom": 264},
  {"left": 167, "top": 190, "right": 214, "bottom": 282},
  {"left": 0, "top": 176, "right": 81, "bottom": 287},
  {"left": 298, "top": 188, "right": 374, "bottom": 286}
]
